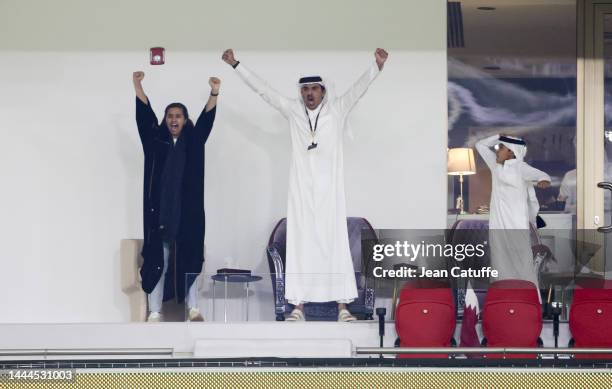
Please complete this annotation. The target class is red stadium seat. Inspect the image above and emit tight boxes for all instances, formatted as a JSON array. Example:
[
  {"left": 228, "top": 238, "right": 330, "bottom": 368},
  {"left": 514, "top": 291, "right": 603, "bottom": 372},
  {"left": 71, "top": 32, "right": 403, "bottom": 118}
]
[
  {"left": 482, "top": 279, "right": 542, "bottom": 359},
  {"left": 395, "top": 280, "right": 456, "bottom": 359},
  {"left": 569, "top": 279, "right": 612, "bottom": 359}
]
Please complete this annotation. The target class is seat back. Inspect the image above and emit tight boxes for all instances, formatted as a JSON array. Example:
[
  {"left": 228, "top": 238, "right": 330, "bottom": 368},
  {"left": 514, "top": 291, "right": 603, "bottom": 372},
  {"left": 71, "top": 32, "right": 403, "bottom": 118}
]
[
  {"left": 347, "top": 217, "right": 377, "bottom": 289},
  {"left": 482, "top": 279, "right": 542, "bottom": 358},
  {"left": 268, "top": 219, "right": 288, "bottom": 263},
  {"left": 569, "top": 279, "right": 612, "bottom": 359},
  {"left": 395, "top": 280, "right": 456, "bottom": 358},
  {"left": 447, "top": 219, "right": 491, "bottom": 310}
]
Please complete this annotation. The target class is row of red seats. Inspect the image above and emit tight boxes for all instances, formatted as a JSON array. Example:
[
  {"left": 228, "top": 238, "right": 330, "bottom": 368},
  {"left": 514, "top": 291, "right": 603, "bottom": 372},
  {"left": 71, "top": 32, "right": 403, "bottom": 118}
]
[{"left": 395, "top": 279, "right": 612, "bottom": 359}]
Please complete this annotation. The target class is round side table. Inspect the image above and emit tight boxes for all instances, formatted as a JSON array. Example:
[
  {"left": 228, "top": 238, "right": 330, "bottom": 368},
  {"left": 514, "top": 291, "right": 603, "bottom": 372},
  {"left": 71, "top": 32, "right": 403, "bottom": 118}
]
[{"left": 211, "top": 273, "right": 263, "bottom": 322}]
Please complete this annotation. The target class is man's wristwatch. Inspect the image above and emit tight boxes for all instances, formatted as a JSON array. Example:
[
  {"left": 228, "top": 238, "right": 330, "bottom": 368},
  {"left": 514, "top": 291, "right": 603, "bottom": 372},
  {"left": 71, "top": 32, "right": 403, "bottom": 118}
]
[{"left": 210, "top": 91, "right": 219, "bottom": 96}]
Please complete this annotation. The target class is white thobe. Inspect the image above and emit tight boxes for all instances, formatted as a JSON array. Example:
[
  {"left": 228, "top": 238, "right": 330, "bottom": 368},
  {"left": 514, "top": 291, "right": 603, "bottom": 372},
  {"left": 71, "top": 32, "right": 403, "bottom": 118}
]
[
  {"left": 475, "top": 135, "right": 551, "bottom": 285},
  {"left": 559, "top": 165, "right": 612, "bottom": 214},
  {"left": 235, "top": 62, "right": 380, "bottom": 303}
]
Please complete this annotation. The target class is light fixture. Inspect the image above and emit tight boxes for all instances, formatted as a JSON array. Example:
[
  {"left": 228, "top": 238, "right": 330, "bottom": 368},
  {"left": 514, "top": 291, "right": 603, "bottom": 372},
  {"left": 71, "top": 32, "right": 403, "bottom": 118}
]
[{"left": 448, "top": 148, "right": 477, "bottom": 214}]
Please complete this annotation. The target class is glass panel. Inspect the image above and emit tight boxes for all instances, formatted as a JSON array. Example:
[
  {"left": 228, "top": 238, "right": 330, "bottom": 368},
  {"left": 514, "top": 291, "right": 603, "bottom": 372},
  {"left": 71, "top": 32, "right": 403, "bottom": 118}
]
[
  {"left": 446, "top": 1, "right": 579, "bottom": 317},
  {"left": 601, "top": 13, "right": 612, "bottom": 276},
  {"left": 184, "top": 272, "right": 350, "bottom": 323},
  {"left": 447, "top": 0, "right": 577, "bottom": 225}
]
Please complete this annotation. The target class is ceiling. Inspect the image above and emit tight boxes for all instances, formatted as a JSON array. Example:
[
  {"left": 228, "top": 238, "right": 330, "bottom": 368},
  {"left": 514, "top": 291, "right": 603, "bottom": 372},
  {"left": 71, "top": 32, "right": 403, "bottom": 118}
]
[
  {"left": 0, "top": 0, "right": 445, "bottom": 51},
  {"left": 449, "top": 0, "right": 577, "bottom": 78}
]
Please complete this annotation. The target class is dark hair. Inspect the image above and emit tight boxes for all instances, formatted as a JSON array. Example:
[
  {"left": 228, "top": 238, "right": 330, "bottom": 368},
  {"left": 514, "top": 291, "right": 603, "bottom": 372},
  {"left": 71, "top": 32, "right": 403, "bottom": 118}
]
[{"left": 161, "top": 102, "right": 194, "bottom": 134}]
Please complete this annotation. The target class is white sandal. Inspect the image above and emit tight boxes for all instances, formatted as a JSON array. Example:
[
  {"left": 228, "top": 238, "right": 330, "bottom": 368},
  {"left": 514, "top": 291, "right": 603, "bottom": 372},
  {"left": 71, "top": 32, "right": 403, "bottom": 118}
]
[
  {"left": 285, "top": 308, "right": 305, "bottom": 322},
  {"left": 338, "top": 308, "right": 356, "bottom": 322},
  {"left": 188, "top": 307, "right": 204, "bottom": 322}
]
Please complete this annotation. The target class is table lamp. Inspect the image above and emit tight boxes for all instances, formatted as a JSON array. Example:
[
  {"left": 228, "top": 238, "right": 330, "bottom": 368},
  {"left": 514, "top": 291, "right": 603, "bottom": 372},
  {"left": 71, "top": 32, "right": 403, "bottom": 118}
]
[{"left": 448, "top": 148, "right": 476, "bottom": 214}]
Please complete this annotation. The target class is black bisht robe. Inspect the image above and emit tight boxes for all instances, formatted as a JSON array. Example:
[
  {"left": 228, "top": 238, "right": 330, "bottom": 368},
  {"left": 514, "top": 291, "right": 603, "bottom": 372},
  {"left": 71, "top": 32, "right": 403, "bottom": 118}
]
[{"left": 135, "top": 97, "right": 216, "bottom": 303}]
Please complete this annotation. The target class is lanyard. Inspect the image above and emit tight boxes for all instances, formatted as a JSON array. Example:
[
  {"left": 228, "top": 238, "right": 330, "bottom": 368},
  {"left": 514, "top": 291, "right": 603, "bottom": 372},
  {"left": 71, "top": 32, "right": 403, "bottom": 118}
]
[
  {"left": 305, "top": 103, "right": 324, "bottom": 150},
  {"left": 305, "top": 103, "right": 324, "bottom": 135}
]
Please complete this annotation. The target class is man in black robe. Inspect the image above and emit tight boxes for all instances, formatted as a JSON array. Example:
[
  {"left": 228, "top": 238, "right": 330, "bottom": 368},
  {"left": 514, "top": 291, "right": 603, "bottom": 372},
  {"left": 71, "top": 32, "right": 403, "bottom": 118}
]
[{"left": 133, "top": 71, "right": 218, "bottom": 322}]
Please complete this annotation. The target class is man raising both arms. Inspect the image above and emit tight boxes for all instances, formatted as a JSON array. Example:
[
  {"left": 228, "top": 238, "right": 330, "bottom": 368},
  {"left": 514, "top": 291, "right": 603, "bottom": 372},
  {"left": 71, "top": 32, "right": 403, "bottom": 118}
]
[{"left": 222, "top": 48, "right": 388, "bottom": 321}]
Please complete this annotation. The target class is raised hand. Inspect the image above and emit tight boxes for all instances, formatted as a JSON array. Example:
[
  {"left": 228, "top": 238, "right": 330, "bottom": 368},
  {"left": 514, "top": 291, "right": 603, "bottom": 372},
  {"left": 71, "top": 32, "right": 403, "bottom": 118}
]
[
  {"left": 222, "top": 49, "right": 238, "bottom": 67},
  {"left": 374, "top": 48, "right": 389, "bottom": 70},
  {"left": 132, "top": 71, "right": 147, "bottom": 103},
  {"left": 133, "top": 71, "right": 145, "bottom": 84},
  {"left": 209, "top": 77, "right": 221, "bottom": 94}
]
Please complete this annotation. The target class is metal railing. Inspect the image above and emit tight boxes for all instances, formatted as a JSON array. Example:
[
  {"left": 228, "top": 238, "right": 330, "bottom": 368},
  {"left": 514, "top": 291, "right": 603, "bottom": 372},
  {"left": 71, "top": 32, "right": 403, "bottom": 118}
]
[
  {"left": 0, "top": 348, "right": 173, "bottom": 357},
  {"left": 356, "top": 347, "right": 612, "bottom": 355}
]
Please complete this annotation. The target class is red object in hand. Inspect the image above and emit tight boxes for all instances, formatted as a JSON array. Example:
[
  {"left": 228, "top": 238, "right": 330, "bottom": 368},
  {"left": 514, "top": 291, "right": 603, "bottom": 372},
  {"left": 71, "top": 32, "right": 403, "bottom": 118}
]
[{"left": 150, "top": 47, "right": 165, "bottom": 65}]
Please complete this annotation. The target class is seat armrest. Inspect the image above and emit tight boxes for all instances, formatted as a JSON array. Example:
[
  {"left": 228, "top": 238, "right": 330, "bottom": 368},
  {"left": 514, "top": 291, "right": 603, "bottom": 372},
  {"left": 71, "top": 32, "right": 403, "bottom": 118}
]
[
  {"left": 364, "top": 285, "right": 375, "bottom": 318},
  {"left": 267, "top": 245, "right": 287, "bottom": 315}
]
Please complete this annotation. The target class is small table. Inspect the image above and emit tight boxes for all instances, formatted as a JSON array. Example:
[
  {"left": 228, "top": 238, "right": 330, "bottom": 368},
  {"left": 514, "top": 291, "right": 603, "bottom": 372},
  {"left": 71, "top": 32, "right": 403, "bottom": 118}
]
[{"left": 211, "top": 273, "right": 263, "bottom": 322}]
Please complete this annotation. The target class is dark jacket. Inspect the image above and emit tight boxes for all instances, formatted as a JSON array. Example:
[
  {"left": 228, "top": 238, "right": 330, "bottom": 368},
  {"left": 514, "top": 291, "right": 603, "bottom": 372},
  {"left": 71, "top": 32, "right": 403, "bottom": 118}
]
[{"left": 135, "top": 97, "right": 216, "bottom": 302}]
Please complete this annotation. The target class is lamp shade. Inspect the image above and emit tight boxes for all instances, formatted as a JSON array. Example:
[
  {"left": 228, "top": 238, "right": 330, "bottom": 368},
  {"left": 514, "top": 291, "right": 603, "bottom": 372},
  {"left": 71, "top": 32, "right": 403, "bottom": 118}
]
[{"left": 448, "top": 148, "right": 476, "bottom": 175}]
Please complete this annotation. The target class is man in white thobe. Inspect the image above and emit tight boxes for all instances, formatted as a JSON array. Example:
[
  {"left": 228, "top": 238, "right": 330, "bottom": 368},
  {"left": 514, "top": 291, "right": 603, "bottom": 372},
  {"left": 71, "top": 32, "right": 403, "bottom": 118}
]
[
  {"left": 558, "top": 160, "right": 612, "bottom": 214},
  {"left": 223, "top": 48, "right": 388, "bottom": 321},
  {"left": 475, "top": 135, "right": 551, "bottom": 287}
]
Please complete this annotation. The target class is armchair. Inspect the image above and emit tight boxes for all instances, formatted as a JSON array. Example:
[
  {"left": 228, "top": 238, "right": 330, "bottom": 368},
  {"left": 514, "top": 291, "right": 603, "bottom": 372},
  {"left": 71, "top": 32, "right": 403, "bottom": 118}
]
[{"left": 266, "top": 217, "right": 377, "bottom": 321}]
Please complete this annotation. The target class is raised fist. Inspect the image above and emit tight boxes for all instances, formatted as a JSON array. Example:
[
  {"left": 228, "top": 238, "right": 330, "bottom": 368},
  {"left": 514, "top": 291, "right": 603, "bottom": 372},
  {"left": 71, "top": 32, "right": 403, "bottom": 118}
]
[
  {"left": 209, "top": 77, "right": 221, "bottom": 93},
  {"left": 374, "top": 48, "right": 389, "bottom": 70},
  {"left": 222, "top": 49, "right": 238, "bottom": 67},
  {"left": 133, "top": 71, "right": 145, "bottom": 83}
]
